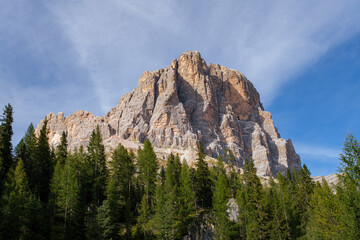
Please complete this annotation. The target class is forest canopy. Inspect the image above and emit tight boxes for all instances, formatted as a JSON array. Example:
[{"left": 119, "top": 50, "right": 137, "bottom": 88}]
[{"left": 0, "top": 104, "right": 359, "bottom": 240}]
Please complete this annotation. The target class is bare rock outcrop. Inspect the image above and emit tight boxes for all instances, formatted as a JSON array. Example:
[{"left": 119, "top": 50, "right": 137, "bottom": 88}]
[{"left": 36, "top": 51, "right": 301, "bottom": 177}]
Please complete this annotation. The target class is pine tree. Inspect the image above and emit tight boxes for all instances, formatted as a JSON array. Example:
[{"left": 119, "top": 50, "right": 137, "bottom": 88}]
[
  {"left": 194, "top": 141, "right": 212, "bottom": 210},
  {"left": 137, "top": 139, "right": 158, "bottom": 209},
  {"left": 336, "top": 133, "right": 360, "bottom": 239},
  {"left": 55, "top": 131, "right": 68, "bottom": 166},
  {"left": 178, "top": 159, "right": 196, "bottom": 237},
  {"left": 235, "top": 186, "right": 247, "bottom": 240},
  {"left": 0, "top": 159, "right": 29, "bottom": 239},
  {"left": 97, "top": 199, "right": 114, "bottom": 240},
  {"left": 23, "top": 194, "right": 48, "bottom": 240},
  {"left": 241, "top": 159, "right": 269, "bottom": 240},
  {"left": 153, "top": 175, "right": 176, "bottom": 239},
  {"left": 213, "top": 167, "right": 233, "bottom": 240},
  {"left": 292, "top": 164, "right": 315, "bottom": 238},
  {"left": 103, "top": 143, "right": 136, "bottom": 239},
  {"left": 276, "top": 171, "right": 295, "bottom": 239},
  {"left": 87, "top": 125, "right": 108, "bottom": 206},
  {"left": 339, "top": 133, "right": 360, "bottom": 185},
  {"left": 63, "top": 154, "right": 86, "bottom": 239},
  {"left": 153, "top": 153, "right": 181, "bottom": 239},
  {"left": 0, "top": 103, "right": 14, "bottom": 194},
  {"left": 137, "top": 194, "right": 152, "bottom": 239},
  {"left": 306, "top": 180, "right": 343, "bottom": 239},
  {"left": 228, "top": 167, "right": 241, "bottom": 198},
  {"left": 19, "top": 124, "right": 37, "bottom": 192},
  {"left": 35, "top": 118, "right": 53, "bottom": 202},
  {"left": 266, "top": 176, "right": 291, "bottom": 240},
  {"left": 49, "top": 157, "right": 65, "bottom": 239}
]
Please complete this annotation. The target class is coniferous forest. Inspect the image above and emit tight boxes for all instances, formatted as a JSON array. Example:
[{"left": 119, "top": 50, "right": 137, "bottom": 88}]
[{"left": 0, "top": 103, "right": 360, "bottom": 240}]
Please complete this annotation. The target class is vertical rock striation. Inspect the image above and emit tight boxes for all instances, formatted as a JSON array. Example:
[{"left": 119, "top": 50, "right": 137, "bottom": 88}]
[{"left": 36, "top": 51, "right": 301, "bottom": 177}]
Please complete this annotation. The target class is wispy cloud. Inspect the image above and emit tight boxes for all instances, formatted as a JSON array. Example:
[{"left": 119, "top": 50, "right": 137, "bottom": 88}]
[
  {"left": 1, "top": 0, "right": 360, "bottom": 147},
  {"left": 47, "top": 0, "right": 183, "bottom": 112},
  {"left": 46, "top": 0, "right": 360, "bottom": 111},
  {"left": 295, "top": 143, "right": 340, "bottom": 161}
]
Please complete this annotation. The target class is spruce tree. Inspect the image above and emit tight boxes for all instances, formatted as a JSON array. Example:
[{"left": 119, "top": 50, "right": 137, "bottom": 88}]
[
  {"left": 35, "top": 118, "right": 53, "bottom": 202},
  {"left": 61, "top": 154, "right": 86, "bottom": 240},
  {"left": 153, "top": 174, "right": 176, "bottom": 239},
  {"left": 213, "top": 167, "right": 233, "bottom": 239},
  {"left": 0, "top": 159, "right": 29, "bottom": 239},
  {"left": 339, "top": 133, "right": 360, "bottom": 185},
  {"left": 0, "top": 103, "right": 14, "bottom": 194},
  {"left": 276, "top": 171, "right": 295, "bottom": 239},
  {"left": 194, "top": 141, "right": 212, "bottom": 209},
  {"left": 19, "top": 124, "right": 37, "bottom": 191},
  {"left": 336, "top": 133, "right": 360, "bottom": 239},
  {"left": 306, "top": 180, "right": 343, "bottom": 239},
  {"left": 24, "top": 194, "right": 48, "bottom": 240},
  {"left": 266, "top": 176, "right": 291, "bottom": 240},
  {"left": 87, "top": 125, "right": 108, "bottom": 206},
  {"left": 154, "top": 153, "right": 181, "bottom": 239},
  {"left": 97, "top": 199, "right": 114, "bottom": 240},
  {"left": 55, "top": 131, "right": 68, "bottom": 166},
  {"left": 104, "top": 143, "right": 136, "bottom": 239},
  {"left": 178, "top": 159, "right": 196, "bottom": 237},
  {"left": 240, "top": 159, "right": 269, "bottom": 240},
  {"left": 292, "top": 164, "right": 315, "bottom": 237},
  {"left": 137, "top": 139, "right": 158, "bottom": 209}
]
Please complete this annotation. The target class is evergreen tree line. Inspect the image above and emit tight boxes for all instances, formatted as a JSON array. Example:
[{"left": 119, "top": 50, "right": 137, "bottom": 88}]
[{"left": 0, "top": 103, "right": 360, "bottom": 240}]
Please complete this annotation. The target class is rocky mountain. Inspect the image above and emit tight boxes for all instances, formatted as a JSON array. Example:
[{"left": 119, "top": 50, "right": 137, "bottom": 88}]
[
  {"left": 36, "top": 51, "right": 301, "bottom": 177},
  {"left": 312, "top": 173, "right": 339, "bottom": 186}
]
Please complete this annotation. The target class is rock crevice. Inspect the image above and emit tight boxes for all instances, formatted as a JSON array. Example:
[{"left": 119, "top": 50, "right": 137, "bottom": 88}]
[{"left": 36, "top": 51, "right": 301, "bottom": 177}]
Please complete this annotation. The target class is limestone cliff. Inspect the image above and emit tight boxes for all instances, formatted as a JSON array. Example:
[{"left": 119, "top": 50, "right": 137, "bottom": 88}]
[{"left": 36, "top": 51, "right": 301, "bottom": 177}]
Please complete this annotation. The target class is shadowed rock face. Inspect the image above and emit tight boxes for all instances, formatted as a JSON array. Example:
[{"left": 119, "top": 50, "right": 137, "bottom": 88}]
[{"left": 36, "top": 51, "right": 301, "bottom": 177}]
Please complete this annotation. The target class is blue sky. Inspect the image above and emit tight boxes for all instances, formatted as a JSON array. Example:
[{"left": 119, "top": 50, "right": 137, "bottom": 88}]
[{"left": 1, "top": 0, "right": 360, "bottom": 176}]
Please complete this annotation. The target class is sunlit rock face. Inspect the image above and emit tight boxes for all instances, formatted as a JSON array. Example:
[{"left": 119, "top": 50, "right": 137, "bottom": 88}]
[{"left": 36, "top": 51, "right": 301, "bottom": 177}]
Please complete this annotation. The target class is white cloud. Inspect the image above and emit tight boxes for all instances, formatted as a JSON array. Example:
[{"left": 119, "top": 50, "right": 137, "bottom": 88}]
[
  {"left": 2, "top": 0, "right": 360, "bottom": 146},
  {"left": 46, "top": 0, "right": 360, "bottom": 112},
  {"left": 295, "top": 143, "right": 340, "bottom": 161},
  {"left": 47, "top": 0, "right": 182, "bottom": 112}
]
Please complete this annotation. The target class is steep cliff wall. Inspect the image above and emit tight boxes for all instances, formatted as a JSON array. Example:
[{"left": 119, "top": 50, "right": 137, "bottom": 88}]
[{"left": 36, "top": 51, "right": 301, "bottom": 177}]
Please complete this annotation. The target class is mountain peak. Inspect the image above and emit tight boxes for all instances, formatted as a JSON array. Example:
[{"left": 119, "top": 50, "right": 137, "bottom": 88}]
[{"left": 36, "top": 52, "right": 301, "bottom": 177}]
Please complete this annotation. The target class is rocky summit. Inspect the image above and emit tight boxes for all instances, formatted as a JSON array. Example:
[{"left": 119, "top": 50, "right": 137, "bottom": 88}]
[{"left": 36, "top": 51, "right": 301, "bottom": 177}]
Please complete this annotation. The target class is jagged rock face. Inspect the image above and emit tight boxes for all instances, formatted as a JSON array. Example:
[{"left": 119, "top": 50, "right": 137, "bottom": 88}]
[{"left": 36, "top": 51, "right": 301, "bottom": 177}]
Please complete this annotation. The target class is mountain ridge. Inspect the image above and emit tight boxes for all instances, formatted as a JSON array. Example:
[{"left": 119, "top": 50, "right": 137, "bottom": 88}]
[{"left": 36, "top": 51, "right": 301, "bottom": 177}]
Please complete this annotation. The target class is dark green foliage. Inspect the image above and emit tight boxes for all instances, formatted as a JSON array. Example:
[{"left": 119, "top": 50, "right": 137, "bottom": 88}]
[
  {"left": 213, "top": 160, "right": 233, "bottom": 240},
  {"left": 236, "top": 159, "right": 269, "bottom": 240},
  {"left": 339, "top": 133, "right": 360, "bottom": 185},
  {"left": 35, "top": 118, "right": 53, "bottom": 202},
  {"left": 1, "top": 159, "right": 29, "bottom": 239},
  {"left": 55, "top": 131, "right": 68, "bottom": 166},
  {"left": 2, "top": 107, "right": 360, "bottom": 240},
  {"left": 1, "top": 159, "right": 48, "bottom": 239},
  {"left": 87, "top": 125, "right": 108, "bottom": 206},
  {"left": 16, "top": 119, "right": 54, "bottom": 202},
  {"left": 135, "top": 140, "right": 158, "bottom": 239},
  {"left": 0, "top": 103, "right": 14, "bottom": 194},
  {"left": 306, "top": 180, "right": 343, "bottom": 239},
  {"left": 153, "top": 154, "right": 181, "bottom": 239},
  {"left": 153, "top": 175, "right": 176, "bottom": 239},
  {"left": 137, "top": 139, "right": 158, "bottom": 208},
  {"left": 194, "top": 141, "right": 212, "bottom": 209},
  {"left": 266, "top": 177, "right": 291, "bottom": 240},
  {"left": 24, "top": 194, "right": 49, "bottom": 240},
  {"left": 336, "top": 133, "right": 360, "bottom": 239},
  {"left": 293, "top": 164, "right": 315, "bottom": 237},
  {"left": 20, "top": 124, "right": 37, "bottom": 191},
  {"left": 178, "top": 159, "right": 196, "bottom": 237},
  {"left": 97, "top": 199, "right": 115, "bottom": 240},
  {"left": 103, "top": 144, "right": 136, "bottom": 239}
]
